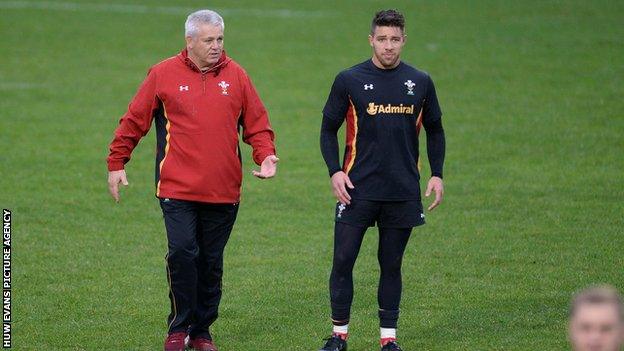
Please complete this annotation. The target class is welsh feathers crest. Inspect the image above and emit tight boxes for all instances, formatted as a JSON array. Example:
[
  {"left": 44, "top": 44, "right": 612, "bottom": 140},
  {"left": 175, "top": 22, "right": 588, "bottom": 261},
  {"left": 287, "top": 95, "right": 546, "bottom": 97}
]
[
  {"left": 404, "top": 80, "right": 415, "bottom": 95},
  {"left": 218, "top": 81, "right": 230, "bottom": 95}
]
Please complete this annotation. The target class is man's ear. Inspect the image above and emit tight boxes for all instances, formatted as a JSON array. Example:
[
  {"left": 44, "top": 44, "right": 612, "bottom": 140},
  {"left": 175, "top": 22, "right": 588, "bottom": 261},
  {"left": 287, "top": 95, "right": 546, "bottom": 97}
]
[{"left": 368, "top": 34, "right": 374, "bottom": 47}]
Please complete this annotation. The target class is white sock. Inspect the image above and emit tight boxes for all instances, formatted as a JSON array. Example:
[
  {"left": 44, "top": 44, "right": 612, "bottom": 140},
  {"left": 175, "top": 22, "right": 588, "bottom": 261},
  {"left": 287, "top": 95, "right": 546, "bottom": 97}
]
[
  {"left": 333, "top": 324, "right": 349, "bottom": 335},
  {"left": 380, "top": 327, "right": 396, "bottom": 339}
]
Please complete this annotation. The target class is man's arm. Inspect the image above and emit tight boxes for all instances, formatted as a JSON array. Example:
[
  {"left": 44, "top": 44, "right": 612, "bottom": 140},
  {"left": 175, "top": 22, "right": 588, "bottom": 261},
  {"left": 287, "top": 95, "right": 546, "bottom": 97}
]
[
  {"left": 320, "top": 73, "right": 354, "bottom": 205},
  {"left": 320, "top": 116, "right": 343, "bottom": 177},
  {"left": 424, "top": 119, "right": 445, "bottom": 179},
  {"left": 321, "top": 115, "right": 355, "bottom": 205},
  {"left": 239, "top": 71, "right": 277, "bottom": 179},
  {"left": 106, "top": 68, "right": 160, "bottom": 202},
  {"left": 422, "top": 74, "right": 446, "bottom": 211}
]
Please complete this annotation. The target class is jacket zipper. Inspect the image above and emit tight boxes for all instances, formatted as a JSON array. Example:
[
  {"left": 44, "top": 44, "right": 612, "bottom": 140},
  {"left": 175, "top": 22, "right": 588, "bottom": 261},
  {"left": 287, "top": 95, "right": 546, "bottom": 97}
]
[{"left": 201, "top": 72, "right": 206, "bottom": 93}]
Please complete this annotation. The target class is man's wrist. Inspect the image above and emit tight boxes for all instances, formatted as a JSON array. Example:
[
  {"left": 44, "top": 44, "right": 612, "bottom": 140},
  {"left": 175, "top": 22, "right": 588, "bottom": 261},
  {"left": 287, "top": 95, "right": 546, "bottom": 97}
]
[
  {"left": 431, "top": 172, "right": 443, "bottom": 179},
  {"left": 329, "top": 167, "right": 342, "bottom": 178},
  {"left": 255, "top": 151, "right": 275, "bottom": 165}
]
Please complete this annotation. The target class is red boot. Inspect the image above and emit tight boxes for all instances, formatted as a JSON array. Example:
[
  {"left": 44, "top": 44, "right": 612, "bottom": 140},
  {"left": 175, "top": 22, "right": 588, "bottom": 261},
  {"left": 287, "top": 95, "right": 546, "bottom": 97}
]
[
  {"left": 164, "top": 332, "right": 188, "bottom": 351},
  {"left": 189, "top": 337, "right": 218, "bottom": 351}
]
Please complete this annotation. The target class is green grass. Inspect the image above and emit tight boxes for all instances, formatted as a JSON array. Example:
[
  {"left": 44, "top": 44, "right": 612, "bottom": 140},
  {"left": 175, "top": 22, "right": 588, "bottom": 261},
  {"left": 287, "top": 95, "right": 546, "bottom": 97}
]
[{"left": 1, "top": 0, "right": 623, "bottom": 349}]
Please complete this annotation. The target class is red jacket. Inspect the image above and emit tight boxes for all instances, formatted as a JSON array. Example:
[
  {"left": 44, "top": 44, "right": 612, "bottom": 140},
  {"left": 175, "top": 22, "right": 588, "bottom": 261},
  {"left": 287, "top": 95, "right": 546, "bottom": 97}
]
[{"left": 107, "top": 49, "right": 276, "bottom": 203}]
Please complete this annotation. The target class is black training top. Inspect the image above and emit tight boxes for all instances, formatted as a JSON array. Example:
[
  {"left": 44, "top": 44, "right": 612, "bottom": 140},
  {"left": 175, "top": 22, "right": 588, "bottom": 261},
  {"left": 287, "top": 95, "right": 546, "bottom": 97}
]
[{"left": 320, "top": 59, "right": 445, "bottom": 201}]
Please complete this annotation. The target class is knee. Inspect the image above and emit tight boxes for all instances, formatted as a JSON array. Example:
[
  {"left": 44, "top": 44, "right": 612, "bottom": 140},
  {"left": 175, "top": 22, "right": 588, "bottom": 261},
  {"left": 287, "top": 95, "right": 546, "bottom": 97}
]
[
  {"left": 168, "top": 241, "right": 199, "bottom": 263},
  {"left": 333, "top": 251, "right": 358, "bottom": 275},
  {"left": 379, "top": 255, "right": 403, "bottom": 276}
]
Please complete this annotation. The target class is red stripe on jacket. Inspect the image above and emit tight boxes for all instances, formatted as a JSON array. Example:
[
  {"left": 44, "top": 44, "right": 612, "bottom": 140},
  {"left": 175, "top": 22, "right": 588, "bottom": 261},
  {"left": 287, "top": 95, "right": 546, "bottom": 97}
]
[{"left": 107, "top": 49, "right": 276, "bottom": 203}]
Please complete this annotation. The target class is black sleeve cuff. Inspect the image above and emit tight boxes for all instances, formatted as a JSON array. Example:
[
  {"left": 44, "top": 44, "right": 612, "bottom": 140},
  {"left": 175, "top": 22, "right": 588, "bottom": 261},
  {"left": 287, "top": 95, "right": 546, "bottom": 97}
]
[{"left": 329, "top": 167, "right": 342, "bottom": 177}]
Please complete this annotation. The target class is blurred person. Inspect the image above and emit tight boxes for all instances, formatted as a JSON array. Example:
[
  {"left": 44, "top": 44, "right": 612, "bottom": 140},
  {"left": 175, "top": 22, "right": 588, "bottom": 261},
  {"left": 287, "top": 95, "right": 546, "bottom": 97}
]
[
  {"left": 106, "top": 9, "right": 277, "bottom": 351},
  {"left": 570, "top": 285, "right": 624, "bottom": 351},
  {"left": 318, "top": 9, "right": 445, "bottom": 351}
]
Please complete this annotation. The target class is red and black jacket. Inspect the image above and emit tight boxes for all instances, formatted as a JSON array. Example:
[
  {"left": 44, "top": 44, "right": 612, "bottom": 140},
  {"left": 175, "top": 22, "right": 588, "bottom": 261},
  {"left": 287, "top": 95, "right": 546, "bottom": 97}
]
[{"left": 107, "top": 49, "right": 276, "bottom": 203}]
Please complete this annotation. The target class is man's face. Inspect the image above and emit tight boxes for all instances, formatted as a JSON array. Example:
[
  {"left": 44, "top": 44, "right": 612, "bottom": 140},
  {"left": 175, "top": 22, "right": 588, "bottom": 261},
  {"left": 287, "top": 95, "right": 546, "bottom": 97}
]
[
  {"left": 570, "top": 304, "right": 624, "bottom": 351},
  {"left": 368, "top": 26, "right": 405, "bottom": 68},
  {"left": 185, "top": 24, "right": 224, "bottom": 68}
]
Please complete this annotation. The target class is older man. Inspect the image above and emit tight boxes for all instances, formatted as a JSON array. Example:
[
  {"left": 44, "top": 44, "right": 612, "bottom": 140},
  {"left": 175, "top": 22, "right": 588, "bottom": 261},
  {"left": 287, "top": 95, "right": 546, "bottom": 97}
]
[
  {"left": 569, "top": 286, "right": 624, "bottom": 351},
  {"left": 106, "top": 10, "right": 277, "bottom": 351}
]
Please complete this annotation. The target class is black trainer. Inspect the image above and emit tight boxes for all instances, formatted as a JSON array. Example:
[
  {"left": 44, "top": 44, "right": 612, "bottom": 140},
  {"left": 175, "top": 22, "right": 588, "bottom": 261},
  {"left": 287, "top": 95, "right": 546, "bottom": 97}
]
[
  {"left": 319, "top": 334, "right": 347, "bottom": 351},
  {"left": 381, "top": 341, "right": 402, "bottom": 351}
]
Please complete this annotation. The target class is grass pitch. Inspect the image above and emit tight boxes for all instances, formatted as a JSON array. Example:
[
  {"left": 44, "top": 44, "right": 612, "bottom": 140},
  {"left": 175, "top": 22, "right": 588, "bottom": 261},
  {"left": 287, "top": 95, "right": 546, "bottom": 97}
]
[{"left": 1, "top": 0, "right": 623, "bottom": 350}]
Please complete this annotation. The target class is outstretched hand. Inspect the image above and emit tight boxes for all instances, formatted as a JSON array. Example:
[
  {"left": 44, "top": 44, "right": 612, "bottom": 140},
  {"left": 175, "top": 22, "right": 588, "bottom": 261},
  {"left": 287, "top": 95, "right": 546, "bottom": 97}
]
[
  {"left": 252, "top": 155, "right": 279, "bottom": 179},
  {"left": 425, "top": 176, "right": 444, "bottom": 211}
]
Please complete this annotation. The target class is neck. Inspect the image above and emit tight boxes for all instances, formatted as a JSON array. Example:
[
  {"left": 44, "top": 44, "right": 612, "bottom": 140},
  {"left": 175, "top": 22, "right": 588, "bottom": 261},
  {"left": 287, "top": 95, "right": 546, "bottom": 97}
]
[
  {"left": 187, "top": 51, "right": 214, "bottom": 71},
  {"left": 371, "top": 55, "right": 400, "bottom": 70}
]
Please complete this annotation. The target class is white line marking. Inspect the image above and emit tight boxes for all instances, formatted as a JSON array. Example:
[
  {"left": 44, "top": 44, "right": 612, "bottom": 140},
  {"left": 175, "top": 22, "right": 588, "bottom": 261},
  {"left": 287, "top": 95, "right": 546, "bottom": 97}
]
[{"left": 0, "top": 1, "right": 331, "bottom": 18}]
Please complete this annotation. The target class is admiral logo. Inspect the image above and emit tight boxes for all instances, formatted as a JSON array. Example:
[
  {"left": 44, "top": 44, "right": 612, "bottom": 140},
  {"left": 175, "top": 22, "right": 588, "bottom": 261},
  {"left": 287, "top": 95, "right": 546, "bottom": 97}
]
[{"left": 366, "top": 103, "right": 415, "bottom": 116}]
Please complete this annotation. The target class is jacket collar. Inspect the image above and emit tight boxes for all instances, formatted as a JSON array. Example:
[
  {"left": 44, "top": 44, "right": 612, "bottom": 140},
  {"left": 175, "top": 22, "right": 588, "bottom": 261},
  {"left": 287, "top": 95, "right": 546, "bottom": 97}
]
[{"left": 177, "top": 49, "right": 230, "bottom": 75}]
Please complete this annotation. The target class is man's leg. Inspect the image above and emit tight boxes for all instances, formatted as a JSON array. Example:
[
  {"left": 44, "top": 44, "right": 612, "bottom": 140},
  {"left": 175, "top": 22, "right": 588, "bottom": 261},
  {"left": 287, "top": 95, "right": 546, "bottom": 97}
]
[
  {"left": 329, "top": 222, "right": 368, "bottom": 330},
  {"left": 160, "top": 198, "right": 200, "bottom": 334},
  {"left": 377, "top": 227, "right": 412, "bottom": 344},
  {"left": 189, "top": 203, "right": 239, "bottom": 340}
]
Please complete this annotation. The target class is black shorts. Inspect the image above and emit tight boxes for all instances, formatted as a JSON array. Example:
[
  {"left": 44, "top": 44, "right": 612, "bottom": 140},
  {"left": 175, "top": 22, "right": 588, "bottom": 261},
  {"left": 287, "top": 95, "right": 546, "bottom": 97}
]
[{"left": 334, "top": 199, "right": 425, "bottom": 228}]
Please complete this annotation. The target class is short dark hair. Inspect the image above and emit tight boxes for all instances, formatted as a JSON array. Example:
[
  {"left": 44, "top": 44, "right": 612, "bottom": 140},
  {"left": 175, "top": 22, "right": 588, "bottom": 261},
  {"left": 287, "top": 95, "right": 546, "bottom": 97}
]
[
  {"left": 570, "top": 285, "right": 624, "bottom": 321},
  {"left": 371, "top": 9, "right": 405, "bottom": 35}
]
